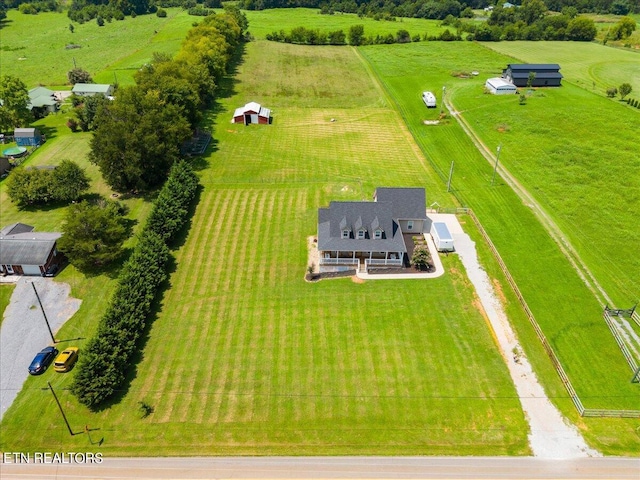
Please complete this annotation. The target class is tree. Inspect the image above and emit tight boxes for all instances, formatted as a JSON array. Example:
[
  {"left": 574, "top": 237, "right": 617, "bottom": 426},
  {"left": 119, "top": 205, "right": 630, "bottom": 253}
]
[
  {"left": 223, "top": 3, "right": 249, "bottom": 34},
  {"left": 619, "top": 83, "right": 632, "bottom": 100},
  {"left": 6, "top": 160, "right": 90, "bottom": 207},
  {"left": 51, "top": 159, "right": 91, "bottom": 201},
  {"left": 606, "top": 86, "right": 618, "bottom": 98},
  {"left": 6, "top": 168, "right": 53, "bottom": 206},
  {"left": 411, "top": 245, "right": 431, "bottom": 270},
  {"left": 518, "top": 0, "right": 548, "bottom": 25},
  {"left": 75, "top": 93, "right": 109, "bottom": 131},
  {"left": 89, "top": 86, "right": 191, "bottom": 192},
  {"left": 566, "top": 16, "right": 597, "bottom": 41},
  {"left": 58, "top": 199, "right": 131, "bottom": 270},
  {"left": 348, "top": 24, "right": 365, "bottom": 45},
  {"left": 0, "top": 75, "right": 32, "bottom": 132},
  {"left": 396, "top": 29, "right": 411, "bottom": 43},
  {"left": 608, "top": 16, "right": 636, "bottom": 40},
  {"left": 67, "top": 67, "right": 93, "bottom": 85}
]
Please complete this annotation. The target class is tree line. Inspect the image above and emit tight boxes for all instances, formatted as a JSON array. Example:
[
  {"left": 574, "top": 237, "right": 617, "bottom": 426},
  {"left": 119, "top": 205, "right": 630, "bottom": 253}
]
[
  {"left": 67, "top": 8, "right": 246, "bottom": 408},
  {"left": 70, "top": 161, "right": 199, "bottom": 407},
  {"left": 238, "top": 0, "right": 639, "bottom": 17}
]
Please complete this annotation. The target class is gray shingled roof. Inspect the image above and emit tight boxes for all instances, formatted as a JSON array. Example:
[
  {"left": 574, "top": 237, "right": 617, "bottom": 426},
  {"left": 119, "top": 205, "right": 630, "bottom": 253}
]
[
  {"left": 318, "top": 188, "right": 427, "bottom": 254},
  {"left": 374, "top": 187, "right": 427, "bottom": 220},
  {"left": 0, "top": 223, "right": 34, "bottom": 236},
  {"left": 318, "top": 201, "right": 405, "bottom": 253},
  {"left": 0, "top": 225, "right": 61, "bottom": 266}
]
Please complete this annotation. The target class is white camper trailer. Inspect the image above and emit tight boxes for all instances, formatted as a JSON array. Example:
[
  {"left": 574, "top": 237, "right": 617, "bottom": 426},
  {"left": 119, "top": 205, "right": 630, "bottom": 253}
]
[
  {"left": 430, "top": 222, "right": 454, "bottom": 252},
  {"left": 422, "top": 91, "right": 437, "bottom": 108}
]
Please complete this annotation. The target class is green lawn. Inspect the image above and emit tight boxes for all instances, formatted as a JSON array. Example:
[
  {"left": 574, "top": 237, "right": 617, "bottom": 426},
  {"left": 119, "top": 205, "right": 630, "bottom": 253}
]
[
  {"left": 0, "top": 8, "right": 195, "bottom": 88},
  {"left": 1, "top": 9, "right": 639, "bottom": 456},
  {"left": 245, "top": 8, "right": 447, "bottom": 41},
  {"left": 360, "top": 41, "right": 640, "bottom": 452},
  {"left": 0, "top": 284, "right": 15, "bottom": 328},
  {"left": 0, "top": 40, "right": 530, "bottom": 456}
]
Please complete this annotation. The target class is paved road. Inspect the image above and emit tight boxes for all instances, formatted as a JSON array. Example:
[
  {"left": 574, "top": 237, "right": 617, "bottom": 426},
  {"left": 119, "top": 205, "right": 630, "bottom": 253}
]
[{"left": 1, "top": 456, "right": 638, "bottom": 479}]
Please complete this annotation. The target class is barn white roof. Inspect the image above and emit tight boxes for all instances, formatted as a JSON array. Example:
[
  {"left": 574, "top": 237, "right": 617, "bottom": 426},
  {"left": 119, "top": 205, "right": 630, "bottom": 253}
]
[{"left": 233, "top": 102, "right": 271, "bottom": 118}]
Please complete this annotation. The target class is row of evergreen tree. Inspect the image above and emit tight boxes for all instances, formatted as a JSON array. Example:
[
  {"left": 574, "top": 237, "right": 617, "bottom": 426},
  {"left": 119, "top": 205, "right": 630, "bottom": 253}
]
[{"left": 69, "top": 9, "right": 247, "bottom": 408}]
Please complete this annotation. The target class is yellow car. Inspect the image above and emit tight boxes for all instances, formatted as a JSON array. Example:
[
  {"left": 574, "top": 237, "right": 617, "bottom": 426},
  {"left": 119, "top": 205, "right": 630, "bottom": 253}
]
[{"left": 54, "top": 347, "right": 79, "bottom": 373}]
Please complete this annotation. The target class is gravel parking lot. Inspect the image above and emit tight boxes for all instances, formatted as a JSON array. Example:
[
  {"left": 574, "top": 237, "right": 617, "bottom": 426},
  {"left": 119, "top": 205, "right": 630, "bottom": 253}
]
[{"left": 0, "top": 277, "right": 81, "bottom": 421}]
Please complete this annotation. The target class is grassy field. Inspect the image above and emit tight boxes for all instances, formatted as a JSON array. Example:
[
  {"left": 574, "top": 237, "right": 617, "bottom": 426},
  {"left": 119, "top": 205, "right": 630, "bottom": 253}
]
[
  {"left": 245, "top": 8, "right": 447, "bottom": 40},
  {"left": 0, "top": 39, "right": 531, "bottom": 456},
  {"left": 360, "top": 41, "right": 639, "bottom": 450},
  {"left": 481, "top": 41, "right": 640, "bottom": 98},
  {"left": 0, "top": 9, "right": 195, "bottom": 87},
  {"left": 1, "top": 9, "right": 639, "bottom": 456},
  {"left": 452, "top": 79, "right": 640, "bottom": 307}
]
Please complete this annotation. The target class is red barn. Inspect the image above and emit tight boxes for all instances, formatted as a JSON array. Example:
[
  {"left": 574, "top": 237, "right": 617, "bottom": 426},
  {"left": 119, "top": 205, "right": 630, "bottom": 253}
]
[{"left": 232, "top": 102, "right": 271, "bottom": 125}]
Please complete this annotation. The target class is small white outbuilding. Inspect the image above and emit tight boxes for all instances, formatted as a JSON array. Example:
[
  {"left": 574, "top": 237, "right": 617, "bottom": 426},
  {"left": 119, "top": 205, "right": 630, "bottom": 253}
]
[
  {"left": 430, "top": 222, "right": 454, "bottom": 252},
  {"left": 485, "top": 77, "right": 518, "bottom": 95}
]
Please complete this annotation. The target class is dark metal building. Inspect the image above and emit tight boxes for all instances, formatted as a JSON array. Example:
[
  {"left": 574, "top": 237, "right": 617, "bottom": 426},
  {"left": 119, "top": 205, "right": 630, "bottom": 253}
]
[{"left": 503, "top": 64, "right": 563, "bottom": 87}]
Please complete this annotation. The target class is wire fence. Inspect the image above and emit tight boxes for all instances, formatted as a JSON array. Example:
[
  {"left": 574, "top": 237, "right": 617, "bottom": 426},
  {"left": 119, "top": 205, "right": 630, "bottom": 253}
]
[{"left": 462, "top": 209, "right": 640, "bottom": 419}]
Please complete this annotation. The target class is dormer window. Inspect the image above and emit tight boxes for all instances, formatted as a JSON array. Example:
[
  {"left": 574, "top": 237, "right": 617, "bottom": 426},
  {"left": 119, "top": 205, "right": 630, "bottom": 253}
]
[
  {"left": 374, "top": 229, "right": 382, "bottom": 239},
  {"left": 357, "top": 229, "right": 366, "bottom": 239},
  {"left": 342, "top": 230, "right": 350, "bottom": 239}
]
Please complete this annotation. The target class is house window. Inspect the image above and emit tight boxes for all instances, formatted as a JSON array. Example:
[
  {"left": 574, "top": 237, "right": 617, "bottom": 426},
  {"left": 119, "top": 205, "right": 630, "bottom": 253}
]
[
  {"left": 407, "top": 221, "right": 414, "bottom": 230},
  {"left": 6, "top": 265, "right": 14, "bottom": 274},
  {"left": 342, "top": 230, "right": 350, "bottom": 239},
  {"left": 357, "top": 229, "right": 366, "bottom": 239},
  {"left": 374, "top": 229, "right": 382, "bottom": 239}
]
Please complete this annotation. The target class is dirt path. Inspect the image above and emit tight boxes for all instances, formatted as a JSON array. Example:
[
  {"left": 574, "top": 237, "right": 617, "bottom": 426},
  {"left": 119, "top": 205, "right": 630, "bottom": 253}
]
[{"left": 431, "top": 214, "right": 599, "bottom": 458}]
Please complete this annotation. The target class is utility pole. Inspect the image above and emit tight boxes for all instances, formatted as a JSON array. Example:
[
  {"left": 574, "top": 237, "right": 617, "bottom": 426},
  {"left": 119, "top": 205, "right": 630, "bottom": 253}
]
[
  {"left": 32, "top": 283, "right": 56, "bottom": 344},
  {"left": 447, "top": 161, "right": 454, "bottom": 192},
  {"left": 491, "top": 144, "right": 502, "bottom": 186},
  {"left": 48, "top": 382, "right": 75, "bottom": 436}
]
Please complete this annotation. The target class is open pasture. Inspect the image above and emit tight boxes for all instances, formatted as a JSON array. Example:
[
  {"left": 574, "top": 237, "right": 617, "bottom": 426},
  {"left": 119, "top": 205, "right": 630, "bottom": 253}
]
[
  {"left": 481, "top": 41, "right": 640, "bottom": 96},
  {"left": 451, "top": 78, "right": 640, "bottom": 307},
  {"left": 0, "top": 40, "right": 530, "bottom": 456},
  {"left": 245, "top": 8, "right": 447, "bottom": 41},
  {"left": 0, "top": 9, "right": 194, "bottom": 87},
  {"left": 360, "top": 41, "right": 640, "bottom": 450}
]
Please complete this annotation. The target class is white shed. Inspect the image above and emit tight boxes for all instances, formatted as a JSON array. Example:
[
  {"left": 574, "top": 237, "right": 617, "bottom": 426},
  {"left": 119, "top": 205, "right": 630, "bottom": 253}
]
[{"left": 485, "top": 77, "right": 518, "bottom": 95}]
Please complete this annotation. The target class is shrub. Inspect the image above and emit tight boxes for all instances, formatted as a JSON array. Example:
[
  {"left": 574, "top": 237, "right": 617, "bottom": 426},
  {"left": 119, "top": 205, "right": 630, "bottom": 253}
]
[
  {"left": 606, "top": 87, "right": 618, "bottom": 98},
  {"left": 67, "top": 118, "right": 79, "bottom": 132},
  {"left": 156, "top": 8, "right": 167, "bottom": 17}
]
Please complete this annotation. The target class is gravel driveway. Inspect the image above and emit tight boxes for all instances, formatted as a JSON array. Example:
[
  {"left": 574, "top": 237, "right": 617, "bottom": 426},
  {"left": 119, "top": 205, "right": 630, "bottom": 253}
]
[
  {"left": 0, "top": 277, "right": 81, "bottom": 421},
  {"left": 430, "top": 214, "right": 600, "bottom": 458}
]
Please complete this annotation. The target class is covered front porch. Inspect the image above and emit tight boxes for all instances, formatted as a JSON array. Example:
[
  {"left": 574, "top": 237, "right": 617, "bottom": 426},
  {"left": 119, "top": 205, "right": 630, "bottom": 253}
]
[{"left": 319, "top": 250, "right": 405, "bottom": 272}]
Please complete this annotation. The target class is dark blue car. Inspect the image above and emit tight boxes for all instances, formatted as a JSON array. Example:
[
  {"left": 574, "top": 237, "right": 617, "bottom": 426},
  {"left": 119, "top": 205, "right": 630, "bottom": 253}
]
[{"left": 28, "top": 346, "right": 59, "bottom": 375}]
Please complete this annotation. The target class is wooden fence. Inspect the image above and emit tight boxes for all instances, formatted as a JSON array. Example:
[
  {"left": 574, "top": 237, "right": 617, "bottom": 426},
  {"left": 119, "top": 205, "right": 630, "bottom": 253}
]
[{"left": 464, "top": 209, "right": 640, "bottom": 418}]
